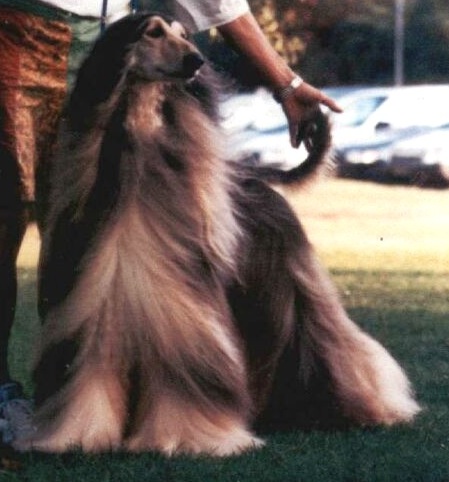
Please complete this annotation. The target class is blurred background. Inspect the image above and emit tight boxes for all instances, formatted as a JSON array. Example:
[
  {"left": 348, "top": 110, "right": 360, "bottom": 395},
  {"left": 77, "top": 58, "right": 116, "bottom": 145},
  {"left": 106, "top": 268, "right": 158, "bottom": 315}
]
[
  {"left": 198, "top": 0, "right": 449, "bottom": 188},
  {"left": 202, "top": 0, "right": 449, "bottom": 88}
]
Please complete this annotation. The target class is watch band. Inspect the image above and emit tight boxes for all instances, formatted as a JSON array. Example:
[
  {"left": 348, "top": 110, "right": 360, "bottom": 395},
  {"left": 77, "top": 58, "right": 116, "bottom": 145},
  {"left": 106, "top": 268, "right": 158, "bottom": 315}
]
[{"left": 273, "top": 75, "right": 304, "bottom": 103}]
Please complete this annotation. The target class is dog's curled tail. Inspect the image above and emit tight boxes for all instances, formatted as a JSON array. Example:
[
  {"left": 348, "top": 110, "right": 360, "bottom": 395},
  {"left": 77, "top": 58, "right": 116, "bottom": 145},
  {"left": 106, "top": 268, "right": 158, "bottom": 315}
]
[{"left": 249, "top": 109, "right": 332, "bottom": 185}]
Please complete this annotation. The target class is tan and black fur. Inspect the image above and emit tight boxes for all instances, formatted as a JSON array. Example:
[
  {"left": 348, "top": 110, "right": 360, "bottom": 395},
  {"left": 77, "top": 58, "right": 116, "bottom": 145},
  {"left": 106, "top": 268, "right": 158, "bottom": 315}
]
[{"left": 17, "top": 13, "right": 420, "bottom": 456}]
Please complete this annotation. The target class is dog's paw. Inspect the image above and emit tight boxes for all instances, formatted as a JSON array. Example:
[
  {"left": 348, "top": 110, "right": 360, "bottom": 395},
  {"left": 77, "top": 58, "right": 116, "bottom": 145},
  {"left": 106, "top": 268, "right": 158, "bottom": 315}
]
[
  {"left": 335, "top": 332, "right": 421, "bottom": 426},
  {"left": 207, "top": 430, "right": 265, "bottom": 457},
  {"left": 14, "top": 431, "right": 122, "bottom": 453},
  {"left": 13, "top": 414, "right": 123, "bottom": 453},
  {"left": 126, "top": 425, "right": 264, "bottom": 457},
  {"left": 16, "top": 373, "right": 127, "bottom": 453},
  {"left": 126, "top": 402, "right": 264, "bottom": 458}
]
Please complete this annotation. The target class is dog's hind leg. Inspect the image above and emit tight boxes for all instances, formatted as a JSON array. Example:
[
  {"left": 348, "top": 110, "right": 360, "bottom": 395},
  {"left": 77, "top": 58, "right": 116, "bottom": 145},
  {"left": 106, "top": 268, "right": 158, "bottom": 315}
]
[
  {"left": 235, "top": 180, "right": 420, "bottom": 428},
  {"left": 288, "top": 249, "right": 421, "bottom": 426}
]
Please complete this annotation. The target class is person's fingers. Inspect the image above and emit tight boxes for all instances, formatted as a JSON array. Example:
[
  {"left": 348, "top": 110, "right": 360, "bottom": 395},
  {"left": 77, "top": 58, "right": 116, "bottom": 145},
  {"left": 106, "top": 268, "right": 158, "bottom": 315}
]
[
  {"left": 285, "top": 103, "right": 314, "bottom": 148},
  {"left": 283, "top": 82, "right": 342, "bottom": 147},
  {"left": 319, "top": 94, "right": 343, "bottom": 113},
  {"left": 288, "top": 120, "right": 299, "bottom": 148},
  {"left": 296, "top": 83, "right": 343, "bottom": 113}
]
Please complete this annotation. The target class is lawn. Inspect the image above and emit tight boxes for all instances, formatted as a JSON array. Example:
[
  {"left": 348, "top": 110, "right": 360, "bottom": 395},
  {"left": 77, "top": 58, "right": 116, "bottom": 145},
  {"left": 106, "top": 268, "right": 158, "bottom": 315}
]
[{"left": 6, "top": 178, "right": 449, "bottom": 481}]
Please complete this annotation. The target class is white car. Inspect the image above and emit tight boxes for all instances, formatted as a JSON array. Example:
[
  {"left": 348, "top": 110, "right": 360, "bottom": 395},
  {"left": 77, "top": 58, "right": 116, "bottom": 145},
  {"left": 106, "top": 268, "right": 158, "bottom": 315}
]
[
  {"left": 221, "top": 88, "right": 309, "bottom": 169},
  {"left": 229, "top": 125, "right": 309, "bottom": 170},
  {"left": 221, "top": 84, "right": 449, "bottom": 175},
  {"left": 388, "top": 125, "right": 449, "bottom": 186},
  {"left": 220, "top": 88, "right": 285, "bottom": 134},
  {"left": 331, "top": 84, "right": 449, "bottom": 149},
  {"left": 221, "top": 86, "right": 367, "bottom": 169}
]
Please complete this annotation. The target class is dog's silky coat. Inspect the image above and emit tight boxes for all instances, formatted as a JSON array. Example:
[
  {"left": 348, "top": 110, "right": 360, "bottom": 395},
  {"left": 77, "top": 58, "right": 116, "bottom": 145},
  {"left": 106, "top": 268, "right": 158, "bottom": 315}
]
[{"left": 18, "top": 13, "right": 420, "bottom": 456}]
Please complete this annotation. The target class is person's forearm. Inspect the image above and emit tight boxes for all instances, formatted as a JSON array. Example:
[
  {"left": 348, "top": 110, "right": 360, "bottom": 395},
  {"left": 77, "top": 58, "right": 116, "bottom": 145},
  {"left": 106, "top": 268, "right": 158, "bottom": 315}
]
[
  {"left": 217, "top": 12, "right": 296, "bottom": 92},
  {"left": 218, "top": 10, "right": 342, "bottom": 147}
]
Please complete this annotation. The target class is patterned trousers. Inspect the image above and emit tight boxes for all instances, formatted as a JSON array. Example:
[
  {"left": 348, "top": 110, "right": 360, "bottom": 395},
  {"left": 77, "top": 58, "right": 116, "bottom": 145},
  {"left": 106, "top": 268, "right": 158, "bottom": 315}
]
[{"left": 0, "top": 5, "right": 100, "bottom": 206}]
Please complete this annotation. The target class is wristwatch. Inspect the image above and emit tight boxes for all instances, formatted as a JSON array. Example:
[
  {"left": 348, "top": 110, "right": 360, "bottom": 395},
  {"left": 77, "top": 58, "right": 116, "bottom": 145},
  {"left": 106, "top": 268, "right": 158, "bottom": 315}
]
[{"left": 273, "top": 75, "right": 304, "bottom": 103}]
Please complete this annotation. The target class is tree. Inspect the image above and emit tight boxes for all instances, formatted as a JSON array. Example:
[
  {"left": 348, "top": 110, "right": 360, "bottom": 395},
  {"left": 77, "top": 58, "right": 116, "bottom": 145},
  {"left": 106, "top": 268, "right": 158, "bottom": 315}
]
[
  {"left": 405, "top": 0, "right": 449, "bottom": 82},
  {"left": 138, "top": 0, "right": 449, "bottom": 86},
  {"left": 302, "top": 0, "right": 449, "bottom": 85}
]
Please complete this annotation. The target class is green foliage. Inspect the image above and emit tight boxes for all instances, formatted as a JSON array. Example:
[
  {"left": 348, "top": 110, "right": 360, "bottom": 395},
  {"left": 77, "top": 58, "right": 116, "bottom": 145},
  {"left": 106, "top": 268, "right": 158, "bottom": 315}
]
[
  {"left": 302, "top": 21, "right": 395, "bottom": 86},
  {"left": 131, "top": 0, "right": 449, "bottom": 86},
  {"left": 404, "top": 0, "right": 449, "bottom": 82},
  {"left": 250, "top": 0, "right": 310, "bottom": 66},
  {"left": 302, "top": 0, "right": 449, "bottom": 85}
]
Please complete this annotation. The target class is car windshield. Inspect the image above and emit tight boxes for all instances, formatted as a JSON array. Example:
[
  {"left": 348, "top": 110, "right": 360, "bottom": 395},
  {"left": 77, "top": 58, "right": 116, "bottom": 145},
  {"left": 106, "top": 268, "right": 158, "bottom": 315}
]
[{"left": 334, "top": 95, "right": 387, "bottom": 128}]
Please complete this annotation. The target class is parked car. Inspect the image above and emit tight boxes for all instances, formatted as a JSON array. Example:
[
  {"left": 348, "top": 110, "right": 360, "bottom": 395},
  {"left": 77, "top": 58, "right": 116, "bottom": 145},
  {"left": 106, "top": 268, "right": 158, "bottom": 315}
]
[
  {"left": 331, "top": 84, "right": 449, "bottom": 180},
  {"left": 228, "top": 124, "right": 309, "bottom": 170},
  {"left": 329, "top": 86, "right": 392, "bottom": 147},
  {"left": 387, "top": 124, "right": 449, "bottom": 187},
  {"left": 221, "top": 84, "right": 449, "bottom": 177},
  {"left": 220, "top": 89, "right": 281, "bottom": 134},
  {"left": 331, "top": 84, "right": 449, "bottom": 149},
  {"left": 333, "top": 126, "right": 432, "bottom": 181},
  {"left": 221, "top": 86, "right": 380, "bottom": 170}
]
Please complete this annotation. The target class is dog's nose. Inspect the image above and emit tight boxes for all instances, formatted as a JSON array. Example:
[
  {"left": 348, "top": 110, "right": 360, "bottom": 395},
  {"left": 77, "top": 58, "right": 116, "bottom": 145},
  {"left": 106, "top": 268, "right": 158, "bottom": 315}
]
[{"left": 182, "top": 52, "right": 204, "bottom": 77}]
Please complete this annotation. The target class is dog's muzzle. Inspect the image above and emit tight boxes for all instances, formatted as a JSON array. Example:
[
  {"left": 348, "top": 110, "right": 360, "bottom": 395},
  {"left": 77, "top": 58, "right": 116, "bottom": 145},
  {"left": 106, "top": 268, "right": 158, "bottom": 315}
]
[{"left": 182, "top": 52, "right": 204, "bottom": 78}]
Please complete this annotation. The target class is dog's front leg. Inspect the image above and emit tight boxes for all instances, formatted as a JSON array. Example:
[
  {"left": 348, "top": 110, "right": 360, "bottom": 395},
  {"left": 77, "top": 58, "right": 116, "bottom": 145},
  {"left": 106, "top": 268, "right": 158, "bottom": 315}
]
[
  {"left": 126, "top": 389, "right": 263, "bottom": 457},
  {"left": 16, "top": 363, "right": 128, "bottom": 453}
]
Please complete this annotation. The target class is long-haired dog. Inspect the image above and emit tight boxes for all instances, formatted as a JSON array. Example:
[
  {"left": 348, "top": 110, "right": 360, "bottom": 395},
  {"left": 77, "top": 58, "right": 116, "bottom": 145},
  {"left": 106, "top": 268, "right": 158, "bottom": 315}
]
[{"left": 18, "top": 13, "right": 420, "bottom": 456}]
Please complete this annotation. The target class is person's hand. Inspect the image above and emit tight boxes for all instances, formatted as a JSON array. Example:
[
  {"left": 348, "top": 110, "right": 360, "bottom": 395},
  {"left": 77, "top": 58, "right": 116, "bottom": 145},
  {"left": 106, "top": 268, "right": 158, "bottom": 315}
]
[{"left": 281, "top": 81, "right": 342, "bottom": 148}]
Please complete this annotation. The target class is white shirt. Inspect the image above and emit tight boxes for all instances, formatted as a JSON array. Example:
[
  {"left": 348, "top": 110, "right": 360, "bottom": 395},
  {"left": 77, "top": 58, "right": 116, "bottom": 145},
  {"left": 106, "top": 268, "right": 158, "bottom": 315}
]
[
  {"left": 172, "top": 0, "right": 249, "bottom": 31},
  {"left": 40, "top": 0, "right": 130, "bottom": 22},
  {"left": 38, "top": 0, "right": 249, "bottom": 30}
]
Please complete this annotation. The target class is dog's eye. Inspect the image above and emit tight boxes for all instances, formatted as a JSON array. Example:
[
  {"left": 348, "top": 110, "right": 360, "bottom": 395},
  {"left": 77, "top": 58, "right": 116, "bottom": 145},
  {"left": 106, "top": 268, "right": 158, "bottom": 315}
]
[{"left": 146, "top": 25, "right": 164, "bottom": 38}]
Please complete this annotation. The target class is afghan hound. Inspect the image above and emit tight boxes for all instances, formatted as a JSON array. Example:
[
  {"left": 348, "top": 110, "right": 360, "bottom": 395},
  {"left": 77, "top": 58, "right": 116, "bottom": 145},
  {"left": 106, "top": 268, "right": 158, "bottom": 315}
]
[{"left": 17, "top": 12, "right": 420, "bottom": 456}]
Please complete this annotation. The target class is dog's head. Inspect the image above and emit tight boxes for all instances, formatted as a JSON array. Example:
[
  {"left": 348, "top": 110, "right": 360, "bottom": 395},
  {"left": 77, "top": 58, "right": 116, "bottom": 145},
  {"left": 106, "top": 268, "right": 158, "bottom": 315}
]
[
  {"left": 72, "top": 12, "right": 204, "bottom": 106},
  {"left": 129, "top": 15, "right": 204, "bottom": 81}
]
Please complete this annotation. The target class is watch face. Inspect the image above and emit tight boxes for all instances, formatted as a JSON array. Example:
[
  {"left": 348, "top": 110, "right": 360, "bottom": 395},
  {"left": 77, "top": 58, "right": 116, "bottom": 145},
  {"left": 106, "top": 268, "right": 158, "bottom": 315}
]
[{"left": 274, "top": 76, "right": 303, "bottom": 103}]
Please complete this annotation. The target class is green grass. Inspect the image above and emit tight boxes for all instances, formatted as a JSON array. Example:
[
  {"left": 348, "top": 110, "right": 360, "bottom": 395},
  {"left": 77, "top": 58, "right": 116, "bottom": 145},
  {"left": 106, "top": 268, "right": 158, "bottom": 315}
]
[{"left": 4, "top": 179, "right": 449, "bottom": 481}]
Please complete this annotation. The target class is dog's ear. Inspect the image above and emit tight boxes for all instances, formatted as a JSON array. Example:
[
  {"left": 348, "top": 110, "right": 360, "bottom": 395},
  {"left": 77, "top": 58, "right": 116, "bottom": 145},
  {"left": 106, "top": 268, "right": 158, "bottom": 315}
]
[{"left": 69, "top": 14, "right": 153, "bottom": 108}]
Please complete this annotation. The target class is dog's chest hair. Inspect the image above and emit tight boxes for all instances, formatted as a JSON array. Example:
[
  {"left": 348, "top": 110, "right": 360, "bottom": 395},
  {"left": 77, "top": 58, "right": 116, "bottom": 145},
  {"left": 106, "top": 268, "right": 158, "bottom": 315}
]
[
  {"left": 125, "top": 83, "right": 165, "bottom": 135},
  {"left": 120, "top": 82, "right": 242, "bottom": 275},
  {"left": 43, "top": 82, "right": 245, "bottom": 377}
]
